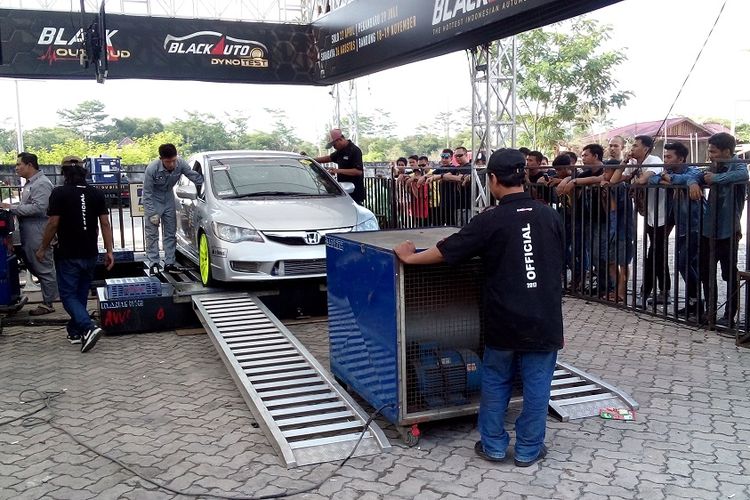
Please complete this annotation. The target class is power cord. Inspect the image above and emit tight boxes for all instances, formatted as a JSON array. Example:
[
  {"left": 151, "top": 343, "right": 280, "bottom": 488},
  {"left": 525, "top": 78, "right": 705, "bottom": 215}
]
[{"left": 1, "top": 389, "right": 392, "bottom": 499}]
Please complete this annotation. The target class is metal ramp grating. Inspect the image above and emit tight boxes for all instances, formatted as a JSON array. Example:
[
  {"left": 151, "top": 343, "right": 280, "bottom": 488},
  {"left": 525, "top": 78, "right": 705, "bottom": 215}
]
[
  {"left": 192, "top": 293, "right": 391, "bottom": 467},
  {"left": 548, "top": 361, "right": 639, "bottom": 422}
]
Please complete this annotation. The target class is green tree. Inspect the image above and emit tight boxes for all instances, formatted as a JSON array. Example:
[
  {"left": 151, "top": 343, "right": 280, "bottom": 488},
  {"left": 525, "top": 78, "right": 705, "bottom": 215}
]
[
  {"left": 508, "top": 19, "right": 632, "bottom": 152},
  {"left": 107, "top": 117, "right": 164, "bottom": 140},
  {"left": 0, "top": 128, "right": 15, "bottom": 153},
  {"left": 115, "top": 131, "right": 186, "bottom": 164},
  {"left": 56, "top": 100, "right": 111, "bottom": 142},
  {"left": 24, "top": 127, "right": 80, "bottom": 151},
  {"left": 167, "top": 112, "right": 230, "bottom": 153},
  {"left": 697, "top": 117, "right": 750, "bottom": 144}
]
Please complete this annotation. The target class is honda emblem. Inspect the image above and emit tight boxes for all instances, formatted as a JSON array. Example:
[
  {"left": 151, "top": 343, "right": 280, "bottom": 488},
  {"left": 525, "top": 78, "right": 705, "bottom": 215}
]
[{"left": 305, "top": 232, "right": 321, "bottom": 245}]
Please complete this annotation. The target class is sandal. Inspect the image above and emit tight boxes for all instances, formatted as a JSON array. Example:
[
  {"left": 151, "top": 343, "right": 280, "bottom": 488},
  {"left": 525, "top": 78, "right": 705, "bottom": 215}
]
[{"left": 29, "top": 304, "right": 55, "bottom": 316}]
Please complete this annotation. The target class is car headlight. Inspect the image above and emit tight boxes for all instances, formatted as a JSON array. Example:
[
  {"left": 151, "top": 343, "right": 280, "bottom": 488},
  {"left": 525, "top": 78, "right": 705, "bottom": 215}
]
[
  {"left": 212, "top": 222, "right": 263, "bottom": 243},
  {"left": 354, "top": 215, "right": 379, "bottom": 232}
]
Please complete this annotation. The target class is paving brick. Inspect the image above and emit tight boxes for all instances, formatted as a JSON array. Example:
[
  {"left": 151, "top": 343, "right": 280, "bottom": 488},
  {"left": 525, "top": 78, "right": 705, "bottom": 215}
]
[{"left": 2, "top": 298, "right": 750, "bottom": 499}]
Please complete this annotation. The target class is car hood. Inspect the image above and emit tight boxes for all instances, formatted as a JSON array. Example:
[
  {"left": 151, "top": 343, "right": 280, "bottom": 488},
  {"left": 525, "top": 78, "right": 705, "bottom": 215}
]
[{"left": 217, "top": 195, "right": 359, "bottom": 231}]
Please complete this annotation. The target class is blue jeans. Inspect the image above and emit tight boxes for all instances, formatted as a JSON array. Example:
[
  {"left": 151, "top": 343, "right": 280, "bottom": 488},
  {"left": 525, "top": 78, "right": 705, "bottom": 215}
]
[
  {"left": 478, "top": 348, "right": 558, "bottom": 461},
  {"left": 55, "top": 257, "right": 97, "bottom": 336}
]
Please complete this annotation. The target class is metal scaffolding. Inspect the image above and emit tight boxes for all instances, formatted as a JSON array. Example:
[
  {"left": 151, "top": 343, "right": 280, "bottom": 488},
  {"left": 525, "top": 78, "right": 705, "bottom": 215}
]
[
  {"left": 1, "top": 0, "right": 307, "bottom": 22},
  {"left": 469, "top": 38, "right": 517, "bottom": 214}
]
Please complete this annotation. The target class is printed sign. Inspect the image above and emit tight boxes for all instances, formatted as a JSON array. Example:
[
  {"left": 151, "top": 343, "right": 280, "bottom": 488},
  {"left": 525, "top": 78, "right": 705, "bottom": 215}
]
[{"left": 129, "top": 183, "right": 144, "bottom": 217}]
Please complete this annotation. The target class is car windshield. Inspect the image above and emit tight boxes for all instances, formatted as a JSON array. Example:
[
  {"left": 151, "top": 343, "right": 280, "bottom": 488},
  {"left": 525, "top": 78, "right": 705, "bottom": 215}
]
[{"left": 210, "top": 157, "right": 342, "bottom": 199}]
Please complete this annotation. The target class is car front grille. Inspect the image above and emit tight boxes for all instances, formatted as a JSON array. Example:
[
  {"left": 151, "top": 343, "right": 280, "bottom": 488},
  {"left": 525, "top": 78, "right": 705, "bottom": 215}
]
[
  {"left": 281, "top": 259, "right": 327, "bottom": 276},
  {"left": 265, "top": 234, "right": 325, "bottom": 246},
  {"left": 230, "top": 261, "right": 260, "bottom": 273}
]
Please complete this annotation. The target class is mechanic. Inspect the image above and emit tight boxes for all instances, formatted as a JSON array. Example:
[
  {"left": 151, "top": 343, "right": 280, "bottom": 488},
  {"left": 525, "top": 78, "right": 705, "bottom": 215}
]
[
  {"left": 314, "top": 129, "right": 365, "bottom": 205},
  {"left": 394, "top": 148, "right": 564, "bottom": 467},
  {"left": 0, "top": 152, "right": 58, "bottom": 315},
  {"left": 143, "top": 143, "right": 203, "bottom": 274},
  {"left": 36, "top": 156, "right": 114, "bottom": 351}
]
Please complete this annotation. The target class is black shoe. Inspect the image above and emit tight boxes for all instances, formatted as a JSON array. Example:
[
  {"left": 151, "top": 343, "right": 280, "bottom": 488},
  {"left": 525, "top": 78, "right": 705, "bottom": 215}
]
[
  {"left": 715, "top": 316, "right": 734, "bottom": 328},
  {"left": 81, "top": 326, "right": 103, "bottom": 353},
  {"left": 163, "top": 264, "right": 181, "bottom": 274},
  {"left": 514, "top": 444, "right": 547, "bottom": 467},
  {"left": 677, "top": 300, "right": 702, "bottom": 320},
  {"left": 66, "top": 334, "right": 81, "bottom": 345},
  {"left": 474, "top": 441, "right": 506, "bottom": 463},
  {"left": 647, "top": 294, "right": 671, "bottom": 306},
  {"left": 149, "top": 263, "right": 162, "bottom": 275}
]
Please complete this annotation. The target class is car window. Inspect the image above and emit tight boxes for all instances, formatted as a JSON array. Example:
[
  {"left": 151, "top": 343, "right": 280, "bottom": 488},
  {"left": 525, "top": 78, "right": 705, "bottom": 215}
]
[{"left": 209, "top": 157, "right": 342, "bottom": 199}]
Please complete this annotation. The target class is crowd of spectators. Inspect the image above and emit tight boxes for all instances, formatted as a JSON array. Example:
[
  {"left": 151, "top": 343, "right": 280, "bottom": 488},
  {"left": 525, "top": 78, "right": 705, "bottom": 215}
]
[{"left": 380, "top": 131, "right": 748, "bottom": 326}]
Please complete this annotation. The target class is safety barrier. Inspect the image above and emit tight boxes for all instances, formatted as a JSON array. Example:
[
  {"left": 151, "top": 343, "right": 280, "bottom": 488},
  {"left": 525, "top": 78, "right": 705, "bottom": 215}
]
[
  {"left": 363, "top": 164, "right": 750, "bottom": 345},
  {"left": 3, "top": 161, "right": 748, "bottom": 342}
]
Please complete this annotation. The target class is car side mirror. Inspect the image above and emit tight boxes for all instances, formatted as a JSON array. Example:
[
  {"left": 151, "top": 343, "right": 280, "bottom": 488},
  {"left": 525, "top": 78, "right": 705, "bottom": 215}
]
[
  {"left": 339, "top": 181, "right": 355, "bottom": 194},
  {"left": 176, "top": 184, "right": 197, "bottom": 200}
]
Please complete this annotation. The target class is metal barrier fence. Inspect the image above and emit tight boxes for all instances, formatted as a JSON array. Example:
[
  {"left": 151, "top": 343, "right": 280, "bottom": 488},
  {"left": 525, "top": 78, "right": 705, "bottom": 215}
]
[
  {"left": 3, "top": 162, "right": 749, "bottom": 343},
  {"left": 363, "top": 165, "right": 750, "bottom": 345},
  {"left": 0, "top": 165, "right": 148, "bottom": 252}
]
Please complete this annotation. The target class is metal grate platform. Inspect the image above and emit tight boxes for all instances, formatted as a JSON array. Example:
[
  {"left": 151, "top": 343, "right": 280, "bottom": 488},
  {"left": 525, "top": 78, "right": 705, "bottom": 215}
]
[
  {"left": 547, "top": 361, "right": 639, "bottom": 422},
  {"left": 192, "top": 293, "right": 391, "bottom": 467}
]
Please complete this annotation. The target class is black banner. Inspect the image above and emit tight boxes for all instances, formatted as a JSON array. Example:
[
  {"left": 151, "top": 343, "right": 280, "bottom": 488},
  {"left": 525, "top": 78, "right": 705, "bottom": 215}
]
[
  {"left": 312, "top": 0, "right": 621, "bottom": 83},
  {"left": 0, "top": 1, "right": 620, "bottom": 84},
  {"left": 0, "top": 8, "right": 317, "bottom": 84}
]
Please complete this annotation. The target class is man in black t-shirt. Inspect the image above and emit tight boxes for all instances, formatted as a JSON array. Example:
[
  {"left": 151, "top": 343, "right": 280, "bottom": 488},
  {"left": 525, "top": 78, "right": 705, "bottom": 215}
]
[
  {"left": 395, "top": 148, "right": 563, "bottom": 468},
  {"left": 314, "top": 129, "right": 365, "bottom": 204},
  {"left": 36, "top": 156, "right": 114, "bottom": 353}
]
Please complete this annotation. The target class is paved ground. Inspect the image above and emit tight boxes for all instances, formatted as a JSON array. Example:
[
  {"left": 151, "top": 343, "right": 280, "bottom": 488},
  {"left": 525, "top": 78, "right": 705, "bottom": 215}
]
[{"left": 1, "top": 294, "right": 750, "bottom": 500}]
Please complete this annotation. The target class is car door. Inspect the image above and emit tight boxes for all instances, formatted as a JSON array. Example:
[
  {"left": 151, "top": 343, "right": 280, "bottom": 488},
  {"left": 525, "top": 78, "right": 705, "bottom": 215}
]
[{"left": 176, "top": 157, "right": 201, "bottom": 253}]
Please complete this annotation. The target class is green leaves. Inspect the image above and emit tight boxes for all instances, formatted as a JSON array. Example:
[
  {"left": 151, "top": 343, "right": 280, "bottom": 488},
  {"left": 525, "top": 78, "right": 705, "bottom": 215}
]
[{"left": 509, "top": 19, "right": 633, "bottom": 151}]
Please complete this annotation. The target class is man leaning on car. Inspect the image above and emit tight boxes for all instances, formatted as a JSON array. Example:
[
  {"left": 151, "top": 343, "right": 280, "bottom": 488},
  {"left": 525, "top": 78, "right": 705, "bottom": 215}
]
[
  {"left": 314, "top": 129, "right": 366, "bottom": 205},
  {"left": 143, "top": 143, "right": 203, "bottom": 275}
]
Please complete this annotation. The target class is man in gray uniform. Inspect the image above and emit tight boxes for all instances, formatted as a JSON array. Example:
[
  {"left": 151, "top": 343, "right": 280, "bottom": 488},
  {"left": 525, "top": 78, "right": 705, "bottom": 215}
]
[
  {"left": 0, "top": 152, "right": 57, "bottom": 315},
  {"left": 143, "top": 143, "right": 203, "bottom": 274}
]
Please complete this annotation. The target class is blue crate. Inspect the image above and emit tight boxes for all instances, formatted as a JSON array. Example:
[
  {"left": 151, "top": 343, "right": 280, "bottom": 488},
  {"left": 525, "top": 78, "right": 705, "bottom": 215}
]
[{"left": 105, "top": 276, "right": 162, "bottom": 300}]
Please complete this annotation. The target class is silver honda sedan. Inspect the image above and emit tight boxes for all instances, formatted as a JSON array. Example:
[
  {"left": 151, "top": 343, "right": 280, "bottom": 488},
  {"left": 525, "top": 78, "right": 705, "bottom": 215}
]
[{"left": 174, "top": 150, "right": 378, "bottom": 285}]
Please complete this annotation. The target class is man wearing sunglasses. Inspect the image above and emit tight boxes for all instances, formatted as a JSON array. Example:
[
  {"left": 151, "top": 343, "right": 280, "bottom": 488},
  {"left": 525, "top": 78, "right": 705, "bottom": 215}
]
[
  {"left": 426, "top": 148, "right": 463, "bottom": 225},
  {"left": 315, "top": 129, "right": 365, "bottom": 205}
]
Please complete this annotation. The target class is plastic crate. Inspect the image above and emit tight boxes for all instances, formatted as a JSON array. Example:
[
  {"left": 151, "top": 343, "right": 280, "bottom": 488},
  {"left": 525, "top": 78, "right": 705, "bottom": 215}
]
[{"left": 105, "top": 276, "right": 162, "bottom": 300}]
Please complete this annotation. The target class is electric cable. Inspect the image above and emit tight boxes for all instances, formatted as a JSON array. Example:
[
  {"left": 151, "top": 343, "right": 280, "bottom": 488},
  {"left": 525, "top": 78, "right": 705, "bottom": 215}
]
[
  {"left": 0, "top": 388, "right": 392, "bottom": 500},
  {"left": 651, "top": 0, "right": 729, "bottom": 141}
]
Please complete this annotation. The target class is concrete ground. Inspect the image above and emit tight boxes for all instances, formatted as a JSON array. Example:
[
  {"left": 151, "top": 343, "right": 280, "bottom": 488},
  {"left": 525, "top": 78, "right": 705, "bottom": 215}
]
[{"left": 1, "top": 294, "right": 749, "bottom": 499}]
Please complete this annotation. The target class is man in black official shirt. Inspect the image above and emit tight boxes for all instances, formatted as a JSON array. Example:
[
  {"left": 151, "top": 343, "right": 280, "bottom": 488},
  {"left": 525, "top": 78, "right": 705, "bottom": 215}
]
[
  {"left": 394, "top": 148, "right": 564, "bottom": 468},
  {"left": 314, "top": 129, "right": 365, "bottom": 205},
  {"left": 36, "top": 156, "right": 115, "bottom": 353}
]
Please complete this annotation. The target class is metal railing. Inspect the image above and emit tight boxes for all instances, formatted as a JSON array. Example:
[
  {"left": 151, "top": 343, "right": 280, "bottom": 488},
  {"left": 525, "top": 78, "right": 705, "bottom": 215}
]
[
  {"left": 362, "top": 164, "right": 750, "bottom": 346},
  {"left": 3, "top": 162, "right": 749, "bottom": 343}
]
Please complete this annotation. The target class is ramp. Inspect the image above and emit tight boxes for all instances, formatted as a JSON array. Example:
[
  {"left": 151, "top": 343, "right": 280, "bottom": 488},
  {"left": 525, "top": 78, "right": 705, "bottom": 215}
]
[
  {"left": 547, "top": 361, "right": 639, "bottom": 422},
  {"left": 192, "top": 293, "right": 391, "bottom": 468}
]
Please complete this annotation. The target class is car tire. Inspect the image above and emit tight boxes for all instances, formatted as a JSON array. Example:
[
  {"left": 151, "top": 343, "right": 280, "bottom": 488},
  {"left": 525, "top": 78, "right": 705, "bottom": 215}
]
[{"left": 199, "top": 232, "right": 215, "bottom": 287}]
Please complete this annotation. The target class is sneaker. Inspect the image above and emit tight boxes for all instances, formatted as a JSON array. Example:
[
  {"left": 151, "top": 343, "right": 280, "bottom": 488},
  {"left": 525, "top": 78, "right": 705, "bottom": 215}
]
[
  {"left": 474, "top": 441, "right": 506, "bottom": 463},
  {"left": 163, "top": 264, "right": 181, "bottom": 274},
  {"left": 514, "top": 444, "right": 548, "bottom": 468},
  {"left": 647, "top": 294, "right": 671, "bottom": 306},
  {"left": 81, "top": 326, "right": 103, "bottom": 353},
  {"left": 66, "top": 334, "right": 82, "bottom": 344},
  {"left": 149, "top": 263, "right": 162, "bottom": 276},
  {"left": 715, "top": 315, "right": 735, "bottom": 328},
  {"left": 29, "top": 303, "right": 55, "bottom": 316}
]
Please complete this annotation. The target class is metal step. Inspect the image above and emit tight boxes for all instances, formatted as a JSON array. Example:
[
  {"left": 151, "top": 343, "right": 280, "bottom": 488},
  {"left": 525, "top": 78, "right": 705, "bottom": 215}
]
[
  {"left": 548, "top": 361, "right": 639, "bottom": 422},
  {"left": 193, "top": 293, "right": 391, "bottom": 467}
]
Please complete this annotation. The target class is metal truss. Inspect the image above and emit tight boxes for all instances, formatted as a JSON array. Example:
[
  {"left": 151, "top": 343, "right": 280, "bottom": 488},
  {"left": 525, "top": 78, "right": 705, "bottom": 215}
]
[
  {"left": 468, "top": 37, "right": 517, "bottom": 214},
  {"left": 1, "top": 0, "right": 307, "bottom": 22}
]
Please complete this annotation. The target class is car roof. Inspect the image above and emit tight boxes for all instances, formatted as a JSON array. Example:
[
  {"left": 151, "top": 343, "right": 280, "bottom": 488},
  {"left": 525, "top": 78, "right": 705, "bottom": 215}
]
[{"left": 196, "top": 150, "right": 306, "bottom": 161}]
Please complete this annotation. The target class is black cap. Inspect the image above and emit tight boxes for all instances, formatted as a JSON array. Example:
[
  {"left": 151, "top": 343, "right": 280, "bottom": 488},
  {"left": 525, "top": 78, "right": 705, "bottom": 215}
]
[{"left": 487, "top": 148, "right": 526, "bottom": 176}]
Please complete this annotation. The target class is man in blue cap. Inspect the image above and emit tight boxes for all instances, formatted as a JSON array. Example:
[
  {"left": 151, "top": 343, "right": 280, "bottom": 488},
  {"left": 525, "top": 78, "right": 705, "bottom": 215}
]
[{"left": 394, "top": 148, "right": 564, "bottom": 467}]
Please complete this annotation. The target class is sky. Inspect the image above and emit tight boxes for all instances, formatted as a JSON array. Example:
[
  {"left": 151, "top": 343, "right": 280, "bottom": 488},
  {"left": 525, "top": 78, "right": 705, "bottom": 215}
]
[{"left": 1, "top": 0, "right": 749, "bottom": 147}]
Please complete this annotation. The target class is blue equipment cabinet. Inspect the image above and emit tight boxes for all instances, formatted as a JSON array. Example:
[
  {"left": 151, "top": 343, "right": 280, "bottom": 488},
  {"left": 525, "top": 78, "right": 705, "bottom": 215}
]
[{"left": 326, "top": 228, "right": 485, "bottom": 443}]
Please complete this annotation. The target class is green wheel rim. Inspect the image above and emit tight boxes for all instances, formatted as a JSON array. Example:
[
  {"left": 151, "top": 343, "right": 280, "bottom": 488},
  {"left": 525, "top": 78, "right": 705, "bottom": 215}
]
[{"left": 199, "top": 233, "right": 210, "bottom": 285}]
